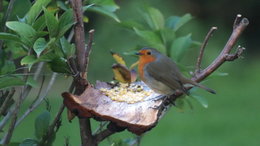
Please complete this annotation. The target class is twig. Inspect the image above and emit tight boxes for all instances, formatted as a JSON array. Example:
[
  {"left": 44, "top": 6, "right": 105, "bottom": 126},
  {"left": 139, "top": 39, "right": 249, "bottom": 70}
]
[
  {"left": 69, "top": 0, "right": 94, "bottom": 145},
  {"left": 0, "top": 0, "right": 16, "bottom": 50},
  {"left": 0, "top": 88, "right": 15, "bottom": 116},
  {"left": 194, "top": 17, "right": 249, "bottom": 82},
  {"left": 1, "top": 82, "right": 26, "bottom": 145},
  {"left": 225, "top": 46, "right": 245, "bottom": 61},
  {"left": 39, "top": 80, "right": 75, "bottom": 145},
  {"left": 0, "top": 110, "right": 11, "bottom": 131},
  {"left": 233, "top": 14, "right": 242, "bottom": 30},
  {"left": 168, "top": 16, "right": 249, "bottom": 102},
  {"left": 85, "top": 29, "right": 95, "bottom": 72},
  {"left": 70, "top": 0, "right": 86, "bottom": 75},
  {"left": 195, "top": 27, "right": 217, "bottom": 74},
  {"left": 93, "top": 121, "right": 109, "bottom": 135},
  {"left": 95, "top": 129, "right": 115, "bottom": 143},
  {"left": 15, "top": 73, "right": 57, "bottom": 127},
  {"left": 94, "top": 122, "right": 125, "bottom": 144}
]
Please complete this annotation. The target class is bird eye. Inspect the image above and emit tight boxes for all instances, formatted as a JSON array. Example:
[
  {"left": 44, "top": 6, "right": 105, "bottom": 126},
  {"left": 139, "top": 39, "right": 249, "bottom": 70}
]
[{"left": 147, "top": 51, "right": 151, "bottom": 55}]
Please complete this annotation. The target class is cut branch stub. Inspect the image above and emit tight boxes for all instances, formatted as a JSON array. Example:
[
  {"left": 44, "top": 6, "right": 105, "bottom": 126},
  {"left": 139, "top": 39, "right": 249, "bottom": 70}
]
[{"left": 62, "top": 82, "right": 165, "bottom": 135}]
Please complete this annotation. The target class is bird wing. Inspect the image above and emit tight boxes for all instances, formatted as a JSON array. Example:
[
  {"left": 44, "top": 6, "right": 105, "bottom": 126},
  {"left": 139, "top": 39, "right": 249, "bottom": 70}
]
[{"left": 145, "top": 56, "right": 184, "bottom": 91}]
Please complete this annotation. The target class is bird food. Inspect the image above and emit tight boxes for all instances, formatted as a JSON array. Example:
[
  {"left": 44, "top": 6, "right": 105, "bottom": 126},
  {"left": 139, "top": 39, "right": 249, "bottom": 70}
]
[{"left": 100, "top": 83, "right": 153, "bottom": 104}]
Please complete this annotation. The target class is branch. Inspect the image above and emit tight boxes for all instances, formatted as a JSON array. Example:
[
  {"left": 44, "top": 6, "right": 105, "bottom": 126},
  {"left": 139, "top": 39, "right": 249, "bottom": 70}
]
[
  {"left": 169, "top": 15, "right": 249, "bottom": 102},
  {"left": 1, "top": 82, "right": 27, "bottom": 145},
  {"left": 194, "top": 17, "right": 249, "bottom": 82},
  {"left": 0, "top": 88, "right": 15, "bottom": 116},
  {"left": 85, "top": 29, "right": 95, "bottom": 74},
  {"left": 0, "top": 0, "right": 16, "bottom": 50},
  {"left": 15, "top": 73, "right": 57, "bottom": 127},
  {"left": 195, "top": 27, "right": 217, "bottom": 74},
  {"left": 69, "top": 0, "right": 94, "bottom": 145},
  {"left": 39, "top": 80, "right": 75, "bottom": 145},
  {"left": 225, "top": 46, "right": 245, "bottom": 61},
  {"left": 94, "top": 122, "right": 124, "bottom": 144},
  {"left": 70, "top": 0, "right": 86, "bottom": 76}
]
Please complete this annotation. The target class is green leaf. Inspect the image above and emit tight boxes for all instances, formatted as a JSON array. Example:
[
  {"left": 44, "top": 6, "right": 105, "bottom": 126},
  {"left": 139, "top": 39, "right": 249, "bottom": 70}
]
[
  {"left": 60, "top": 37, "right": 75, "bottom": 58},
  {"left": 145, "top": 7, "right": 165, "bottom": 30},
  {"left": 58, "top": 9, "right": 74, "bottom": 37},
  {"left": 119, "top": 20, "right": 144, "bottom": 30},
  {"left": 82, "top": 4, "right": 95, "bottom": 11},
  {"left": 208, "top": 72, "right": 229, "bottom": 79},
  {"left": 38, "top": 53, "right": 57, "bottom": 62},
  {"left": 35, "top": 111, "right": 51, "bottom": 139},
  {"left": 49, "top": 57, "right": 71, "bottom": 74},
  {"left": 0, "top": 76, "right": 26, "bottom": 89},
  {"left": 166, "top": 14, "right": 192, "bottom": 31},
  {"left": 89, "top": 0, "right": 119, "bottom": 12},
  {"left": 159, "top": 28, "right": 176, "bottom": 45},
  {"left": 21, "top": 55, "right": 37, "bottom": 65},
  {"left": 166, "top": 16, "right": 179, "bottom": 29},
  {"left": 44, "top": 8, "right": 59, "bottom": 37},
  {"left": 6, "top": 21, "right": 37, "bottom": 47},
  {"left": 32, "top": 15, "right": 46, "bottom": 31},
  {"left": 21, "top": 55, "right": 37, "bottom": 70},
  {"left": 0, "top": 32, "right": 23, "bottom": 43},
  {"left": 10, "top": 0, "right": 31, "bottom": 20},
  {"left": 189, "top": 94, "right": 208, "bottom": 108},
  {"left": 133, "top": 27, "right": 166, "bottom": 53},
  {"left": 33, "top": 38, "right": 47, "bottom": 57},
  {"left": 0, "top": 60, "right": 16, "bottom": 75},
  {"left": 174, "top": 14, "right": 192, "bottom": 31},
  {"left": 57, "top": 1, "right": 69, "bottom": 11},
  {"left": 170, "top": 34, "right": 192, "bottom": 62},
  {"left": 25, "top": 0, "right": 51, "bottom": 25},
  {"left": 87, "top": 6, "right": 120, "bottom": 22},
  {"left": 26, "top": 76, "right": 38, "bottom": 88},
  {"left": 20, "top": 138, "right": 38, "bottom": 146}
]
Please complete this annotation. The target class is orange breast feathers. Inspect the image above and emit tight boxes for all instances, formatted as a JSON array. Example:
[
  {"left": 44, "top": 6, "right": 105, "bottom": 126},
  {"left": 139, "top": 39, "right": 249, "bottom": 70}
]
[{"left": 138, "top": 55, "right": 156, "bottom": 80}]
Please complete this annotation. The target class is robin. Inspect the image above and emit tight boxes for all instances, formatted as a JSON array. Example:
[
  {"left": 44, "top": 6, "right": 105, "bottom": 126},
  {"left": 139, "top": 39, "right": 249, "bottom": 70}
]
[{"left": 136, "top": 47, "right": 216, "bottom": 96}]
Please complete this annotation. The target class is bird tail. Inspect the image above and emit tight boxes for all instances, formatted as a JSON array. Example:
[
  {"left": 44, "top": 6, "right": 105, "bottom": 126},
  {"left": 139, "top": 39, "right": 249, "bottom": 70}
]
[{"left": 182, "top": 78, "right": 216, "bottom": 94}]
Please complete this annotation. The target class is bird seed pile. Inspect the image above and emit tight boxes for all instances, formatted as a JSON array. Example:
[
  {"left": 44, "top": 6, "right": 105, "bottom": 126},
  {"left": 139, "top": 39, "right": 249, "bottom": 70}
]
[{"left": 100, "top": 83, "right": 153, "bottom": 104}]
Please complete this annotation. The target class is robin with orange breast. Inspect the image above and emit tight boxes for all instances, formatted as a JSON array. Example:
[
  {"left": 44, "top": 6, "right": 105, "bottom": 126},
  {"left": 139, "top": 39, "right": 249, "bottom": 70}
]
[{"left": 136, "top": 47, "right": 216, "bottom": 96}]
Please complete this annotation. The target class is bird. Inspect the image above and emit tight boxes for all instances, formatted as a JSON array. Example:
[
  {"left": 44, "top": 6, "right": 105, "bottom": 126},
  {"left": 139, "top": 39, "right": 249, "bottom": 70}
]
[{"left": 136, "top": 47, "right": 216, "bottom": 96}]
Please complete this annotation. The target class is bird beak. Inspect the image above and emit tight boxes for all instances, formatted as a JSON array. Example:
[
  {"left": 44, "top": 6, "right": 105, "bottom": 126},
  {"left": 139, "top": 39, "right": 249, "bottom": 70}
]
[{"left": 135, "top": 52, "right": 143, "bottom": 55}]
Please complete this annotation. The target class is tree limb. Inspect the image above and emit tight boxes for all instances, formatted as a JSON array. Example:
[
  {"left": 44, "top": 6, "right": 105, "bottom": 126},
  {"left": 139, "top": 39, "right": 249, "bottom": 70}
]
[
  {"left": 195, "top": 26, "right": 217, "bottom": 74},
  {"left": 69, "top": 0, "right": 95, "bottom": 145},
  {"left": 168, "top": 16, "right": 249, "bottom": 102}
]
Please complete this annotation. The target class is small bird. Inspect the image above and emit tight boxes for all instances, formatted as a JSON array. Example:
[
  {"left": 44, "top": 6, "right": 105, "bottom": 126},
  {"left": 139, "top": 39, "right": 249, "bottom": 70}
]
[{"left": 136, "top": 47, "right": 216, "bottom": 96}]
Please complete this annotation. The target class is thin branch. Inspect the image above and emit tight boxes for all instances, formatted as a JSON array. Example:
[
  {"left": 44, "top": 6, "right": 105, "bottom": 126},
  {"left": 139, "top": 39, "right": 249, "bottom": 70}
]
[
  {"left": 168, "top": 16, "right": 249, "bottom": 102},
  {"left": 0, "top": 109, "right": 11, "bottom": 131},
  {"left": 0, "top": 0, "right": 16, "bottom": 50},
  {"left": 39, "top": 80, "right": 75, "bottom": 145},
  {"left": 85, "top": 29, "right": 95, "bottom": 73},
  {"left": 225, "top": 46, "right": 245, "bottom": 61},
  {"left": 1, "top": 82, "right": 27, "bottom": 145},
  {"left": 195, "top": 27, "right": 217, "bottom": 74},
  {"left": 0, "top": 88, "right": 15, "bottom": 116},
  {"left": 69, "top": 0, "right": 93, "bottom": 145},
  {"left": 94, "top": 122, "right": 125, "bottom": 144},
  {"left": 15, "top": 73, "right": 57, "bottom": 127},
  {"left": 194, "top": 17, "right": 249, "bottom": 82},
  {"left": 233, "top": 14, "right": 242, "bottom": 30},
  {"left": 70, "top": 0, "right": 86, "bottom": 75},
  {"left": 95, "top": 129, "right": 115, "bottom": 143}
]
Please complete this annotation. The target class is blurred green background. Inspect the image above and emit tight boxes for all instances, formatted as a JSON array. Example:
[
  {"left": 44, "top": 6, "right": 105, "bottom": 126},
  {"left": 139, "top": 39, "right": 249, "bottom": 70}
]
[{"left": 9, "top": 0, "right": 260, "bottom": 145}]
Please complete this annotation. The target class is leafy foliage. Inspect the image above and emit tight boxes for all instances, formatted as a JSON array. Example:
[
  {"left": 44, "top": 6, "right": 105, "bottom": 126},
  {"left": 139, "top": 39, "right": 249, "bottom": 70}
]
[
  {"left": 0, "top": 0, "right": 120, "bottom": 144},
  {"left": 119, "top": 7, "right": 218, "bottom": 109},
  {"left": 121, "top": 6, "right": 199, "bottom": 61}
]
